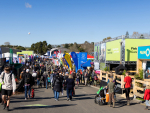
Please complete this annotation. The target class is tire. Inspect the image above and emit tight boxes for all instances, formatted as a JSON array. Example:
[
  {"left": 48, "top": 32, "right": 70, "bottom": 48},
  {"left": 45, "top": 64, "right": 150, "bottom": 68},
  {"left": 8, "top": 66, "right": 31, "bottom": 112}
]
[
  {"left": 98, "top": 100, "right": 103, "bottom": 106},
  {"left": 98, "top": 99, "right": 105, "bottom": 106}
]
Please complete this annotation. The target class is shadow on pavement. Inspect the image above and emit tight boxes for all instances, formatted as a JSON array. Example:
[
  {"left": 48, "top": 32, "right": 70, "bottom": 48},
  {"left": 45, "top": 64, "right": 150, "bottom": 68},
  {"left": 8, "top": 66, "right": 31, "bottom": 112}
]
[{"left": 11, "top": 104, "right": 77, "bottom": 111}]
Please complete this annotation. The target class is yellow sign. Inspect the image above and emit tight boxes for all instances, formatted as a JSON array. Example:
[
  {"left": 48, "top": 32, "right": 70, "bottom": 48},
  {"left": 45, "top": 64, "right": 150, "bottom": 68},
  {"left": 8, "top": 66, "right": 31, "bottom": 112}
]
[
  {"left": 64, "top": 53, "right": 72, "bottom": 69},
  {"left": 17, "top": 51, "right": 34, "bottom": 56}
]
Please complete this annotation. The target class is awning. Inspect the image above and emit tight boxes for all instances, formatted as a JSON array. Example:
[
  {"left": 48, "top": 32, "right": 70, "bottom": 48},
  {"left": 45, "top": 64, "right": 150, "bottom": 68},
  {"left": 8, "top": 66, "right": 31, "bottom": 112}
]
[
  {"left": 81, "top": 60, "right": 91, "bottom": 67},
  {"left": 87, "top": 55, "right": 94, "bottom": 59}
]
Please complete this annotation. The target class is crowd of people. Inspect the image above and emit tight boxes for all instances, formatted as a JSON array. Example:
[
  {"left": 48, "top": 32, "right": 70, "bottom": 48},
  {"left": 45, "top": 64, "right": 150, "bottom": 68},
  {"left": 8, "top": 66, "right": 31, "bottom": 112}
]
[{"left": 0, "top": 58, "right": 150, "bottom": 111}]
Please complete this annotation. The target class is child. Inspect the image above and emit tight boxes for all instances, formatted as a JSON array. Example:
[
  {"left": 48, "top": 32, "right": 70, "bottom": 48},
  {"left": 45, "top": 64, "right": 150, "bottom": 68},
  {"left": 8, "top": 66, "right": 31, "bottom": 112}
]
[
  {"left": 47, "top": 74, "right": 51, "bottom": 89},
  {"left": 144, "top": 85, "right": 150, "bottom": 110}
]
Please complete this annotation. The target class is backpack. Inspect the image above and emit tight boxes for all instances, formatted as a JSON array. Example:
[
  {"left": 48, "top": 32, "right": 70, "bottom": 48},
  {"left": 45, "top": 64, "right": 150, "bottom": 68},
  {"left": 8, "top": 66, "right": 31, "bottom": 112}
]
[
  {"left": 25, "top": 73, "right": 31, "bottom": 84},
  {"left": 2, "top": 73, "right": 12, "bottom": 83},
  {"left": 94, "top": 76, "right": 98, "bottom": 81}
]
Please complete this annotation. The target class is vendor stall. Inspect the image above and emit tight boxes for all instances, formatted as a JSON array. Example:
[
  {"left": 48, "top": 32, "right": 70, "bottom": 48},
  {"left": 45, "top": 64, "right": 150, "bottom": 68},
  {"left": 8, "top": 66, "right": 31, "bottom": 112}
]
[{"left": 137, "top": 45, "right": 150, "bottom": 80}]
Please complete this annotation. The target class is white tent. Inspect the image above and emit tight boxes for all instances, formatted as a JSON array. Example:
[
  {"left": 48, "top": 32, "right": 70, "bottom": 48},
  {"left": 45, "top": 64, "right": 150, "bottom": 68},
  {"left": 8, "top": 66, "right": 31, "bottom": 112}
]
[{"left": 3, "top": 52, "right": 18, "bottom": 58}]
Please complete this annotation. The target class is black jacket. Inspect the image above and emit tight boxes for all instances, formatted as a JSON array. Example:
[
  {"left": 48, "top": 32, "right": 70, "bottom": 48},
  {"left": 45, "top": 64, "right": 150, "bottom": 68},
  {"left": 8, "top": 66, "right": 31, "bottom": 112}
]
[
  {"left": 23, "top": 73, "right": 34, "bottom": 85},
  {"left": 52, "top": 76, "right": 62, "bottom": 92},
  {"left": 66, "top": 78, "right": 75, "bottom": 90}
]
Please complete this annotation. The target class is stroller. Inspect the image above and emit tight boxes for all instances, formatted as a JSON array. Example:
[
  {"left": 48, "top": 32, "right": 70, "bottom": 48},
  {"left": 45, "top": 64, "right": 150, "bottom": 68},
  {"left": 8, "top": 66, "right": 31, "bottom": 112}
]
[{"left": 94, "top": 87, "right": 108, "bottom": 105}]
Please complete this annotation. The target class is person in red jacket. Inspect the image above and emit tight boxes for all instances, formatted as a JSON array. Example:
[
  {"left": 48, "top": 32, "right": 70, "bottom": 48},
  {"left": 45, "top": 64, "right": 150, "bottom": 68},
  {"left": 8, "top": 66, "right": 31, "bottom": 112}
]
[
  {"left": 122, "top": 72, "right": 132, "bottom": 106},
  {"left": 144, "top": 85, "right": 150, "bottom": 110}
]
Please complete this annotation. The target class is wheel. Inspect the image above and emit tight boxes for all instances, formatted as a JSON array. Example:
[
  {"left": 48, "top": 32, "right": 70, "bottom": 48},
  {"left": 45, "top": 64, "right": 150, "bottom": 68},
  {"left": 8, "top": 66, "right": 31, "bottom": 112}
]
[
  {"left": 94, "top": 96, "right": 98, "bottom": 104},
  {"left": 98, "top": 100, "right": 103, "bottom": 106}
]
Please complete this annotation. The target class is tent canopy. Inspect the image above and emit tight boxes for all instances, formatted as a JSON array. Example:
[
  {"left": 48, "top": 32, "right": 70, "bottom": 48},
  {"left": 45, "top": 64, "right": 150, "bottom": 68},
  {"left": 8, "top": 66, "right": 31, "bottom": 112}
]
[{"left": 81, "top": 60, "right": 91, "bottom": 67}]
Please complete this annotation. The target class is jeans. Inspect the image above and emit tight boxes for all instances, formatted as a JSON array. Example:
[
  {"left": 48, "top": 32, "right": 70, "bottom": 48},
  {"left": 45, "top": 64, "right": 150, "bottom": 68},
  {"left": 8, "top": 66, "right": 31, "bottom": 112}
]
[
  {"left": 24, "top": 85, "right": 31, "bottom": 98},
  {"left": 54, "top": 90, "right": 60, "bottom": 100},
  {"left": 67, "top": 89, "right": 72, "bottom": 100},
  {"left": 37, "top": 79, "right": 40, "bottom": 86},
  {"left": 146, "top": 100, "right": 150, "bottom": 106}
]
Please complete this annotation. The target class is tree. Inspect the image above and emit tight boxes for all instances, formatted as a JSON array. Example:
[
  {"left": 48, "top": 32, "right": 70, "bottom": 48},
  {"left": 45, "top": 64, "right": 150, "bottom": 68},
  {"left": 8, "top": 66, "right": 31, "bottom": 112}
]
[
  {"left": 30, "top": 41, "right": 49, "bottom": 55},
  {"left": 70, "top": 43, "right": 73, "bottom": 47},
  {"left": 103, "top": 38, "right": 107, "bottom": 41},
  {"left": 125, "top": 31, "right": 129, "bottom": 38},
  {"left": 16, "top": 46, "right": 26, "bottom": 50},
  {"left": 4, "top": 42, "right": 10, "bottom": 45},
  {"left": 106, "top": 37, "right": 112, "bottom": 40},
  {"left": 57, "top": 45, "right": 61, "bottom": 47},
  {"left": 64, "top": 43, "right": 70, "bottom": 49},
  {"left": 91, "top": 42, "right": 94, "bottom": 45},
  {"left": 47, "top": 44, "right": 52, "bottom": 49},
  {"left": 139, "top": 34, "right": 144, "bottom": 39},
  {"left": 78, "top": 47, "right": 85, "bottom": 52},
  {"left": 132, "top": 32, "right": 140, "bottom": 38}
]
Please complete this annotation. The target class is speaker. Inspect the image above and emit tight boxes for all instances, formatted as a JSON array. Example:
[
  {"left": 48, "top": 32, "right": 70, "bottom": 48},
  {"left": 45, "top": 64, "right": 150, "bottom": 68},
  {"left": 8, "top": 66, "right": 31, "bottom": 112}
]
[{"left": 0, "top": 58, "right": 6, "bottom": 66}]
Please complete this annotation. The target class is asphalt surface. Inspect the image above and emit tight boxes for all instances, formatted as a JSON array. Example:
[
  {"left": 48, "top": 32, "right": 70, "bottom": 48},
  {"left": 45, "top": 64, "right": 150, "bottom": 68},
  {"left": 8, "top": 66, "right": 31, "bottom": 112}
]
[{"left": 0, "top": 85, "right": 149, "bottom": 113}]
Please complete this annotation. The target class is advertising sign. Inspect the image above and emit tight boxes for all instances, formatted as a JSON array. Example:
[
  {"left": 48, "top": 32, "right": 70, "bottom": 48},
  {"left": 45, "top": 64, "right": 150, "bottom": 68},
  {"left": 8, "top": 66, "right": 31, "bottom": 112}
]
[
  {"left": 106, "top": 39, "right": 121, "bottom": 61},
  {"left": 94, "top": 42, "right": 100, "bottom": 62},
  {"left": 78, "top": 52, "right": 87, "bottom": 69},
  {"left": 125, "top": 39, "right": 150, "bottom": 61},
  {"left": 17, "top": 51, "right": 34, "bottom": 56},
  {"left": 138, "top": 46, "right": 150, "bottom": 59},
  {"left": 100, "top": 43, "right": 106, "bottom": 70}
]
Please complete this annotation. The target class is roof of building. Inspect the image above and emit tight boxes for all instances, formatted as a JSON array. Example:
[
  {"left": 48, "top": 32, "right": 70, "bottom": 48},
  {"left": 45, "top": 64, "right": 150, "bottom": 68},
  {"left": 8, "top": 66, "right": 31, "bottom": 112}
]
[{"left": 0, "top": 46, "right": 22, "bottom": 54}]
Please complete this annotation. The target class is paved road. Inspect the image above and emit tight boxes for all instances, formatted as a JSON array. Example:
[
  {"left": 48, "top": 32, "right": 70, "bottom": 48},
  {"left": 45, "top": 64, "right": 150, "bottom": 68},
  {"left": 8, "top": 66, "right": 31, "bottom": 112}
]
[{"left": 0, "top": 85, "right": 149, "bottom": 113}]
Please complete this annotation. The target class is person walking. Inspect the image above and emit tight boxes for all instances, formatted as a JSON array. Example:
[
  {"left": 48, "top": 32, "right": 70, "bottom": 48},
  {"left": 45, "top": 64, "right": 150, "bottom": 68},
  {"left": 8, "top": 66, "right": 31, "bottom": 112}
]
[
  {"left": 122, "top": 72, "right": 132, "bottom": 106},
  {"left": 36, "top": 70, "right": 41, "bottom": 88},
  {"left": 106, "top": 78, "right": 115, "bottom": 108},
  {"left": 84, "top": 69, "right": 88, "bottom": 86},
  {"left": 0, "top": 66, "right": 16, "bottom": 111},
  {"left": 43, "top": 71, "right": 48, "bottom": 88},
  {"left": 144, "top": 85, "right": 150, "bottom": 110},
  {"left": 66, "top": 75, "right": 75, "bottom": 101},
  {"left": 91, "top": 70, "right": 95, "bottom": 85},
  {"left": 76, "top": 71, "right": 80, "bottom": 86},
  {"left": 52, "top": 74, "right": 62, "bottom": 101},
  {"left": 23, "top": 69, "right": 33, "bottom": 100},
  {"left": 94, "top": 73, "right": 98, "bottom": 86}
]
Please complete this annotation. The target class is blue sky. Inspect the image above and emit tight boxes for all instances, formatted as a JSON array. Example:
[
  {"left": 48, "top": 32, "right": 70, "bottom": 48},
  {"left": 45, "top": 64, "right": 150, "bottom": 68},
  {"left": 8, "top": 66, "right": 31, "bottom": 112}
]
[{"left": 0, "top": 0, "right": 150, "bottom": 47}]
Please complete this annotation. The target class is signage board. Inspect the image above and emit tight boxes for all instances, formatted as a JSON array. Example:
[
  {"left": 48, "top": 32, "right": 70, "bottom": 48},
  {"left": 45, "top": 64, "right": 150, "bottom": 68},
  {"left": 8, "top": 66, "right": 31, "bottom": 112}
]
[
  {"left": 106, "top": 39, "right": 121, "bottom": 61},
  {"left": 138, "top": 46, "right": 150, "bottom": 59},
  {"left": 125, "top": 39, "right": 150, "bottom": 61}
]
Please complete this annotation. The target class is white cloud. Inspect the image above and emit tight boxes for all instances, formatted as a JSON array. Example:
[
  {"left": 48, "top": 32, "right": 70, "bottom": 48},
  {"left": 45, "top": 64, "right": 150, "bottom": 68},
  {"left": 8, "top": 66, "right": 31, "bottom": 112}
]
[{"left": 25, "top": 3, "right": 32, "bottom": 8}]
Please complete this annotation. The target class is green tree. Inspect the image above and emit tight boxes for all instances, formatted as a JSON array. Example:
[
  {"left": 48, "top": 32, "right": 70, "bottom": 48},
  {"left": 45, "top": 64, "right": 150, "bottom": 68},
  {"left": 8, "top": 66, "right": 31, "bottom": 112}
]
[
  {"left": 139, "top": 34, "right": 144, "bottom": 39},
  {"left": 64, "top": 43, "right": 70, "bottom": 48},
  {"left": 47, "top": 44, "right": 52, "bottom": 49}
]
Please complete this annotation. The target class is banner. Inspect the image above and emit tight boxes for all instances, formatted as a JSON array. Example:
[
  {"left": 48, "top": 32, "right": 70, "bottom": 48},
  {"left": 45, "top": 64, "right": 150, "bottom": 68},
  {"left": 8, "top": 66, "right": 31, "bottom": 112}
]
[
  {"left": 78, "top": 52, "right": 87, "bottom": 70},
  {"left": 64, "top": 53, "right": 72, "bottom": 69},
  {"left": 71, "top": 52, "right": 78, "bottom": 72},
  {"left": 9, "top": 49, "right": 13, "bottom": 64},
  {"left": 100, "top": 43, "right": 106, "bottom": 70},
  {"left": 0, "top": 48, "right": 2, "bottom": 58},
  {"left": 63, "top": 55, "right": 69, "bottom": 68},
  {"left": 94, "top": 42, "right": 100, "bottom": 62}
]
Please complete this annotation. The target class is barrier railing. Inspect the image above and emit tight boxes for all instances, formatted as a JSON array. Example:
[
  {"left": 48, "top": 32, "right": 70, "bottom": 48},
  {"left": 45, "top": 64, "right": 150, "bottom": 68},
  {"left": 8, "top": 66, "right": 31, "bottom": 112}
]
[
  {"left": 133, "top": 79, "right": 150, "bottom": 98},
  {"left": 99, "top": 70, "right": 150, "bottom": 98}
]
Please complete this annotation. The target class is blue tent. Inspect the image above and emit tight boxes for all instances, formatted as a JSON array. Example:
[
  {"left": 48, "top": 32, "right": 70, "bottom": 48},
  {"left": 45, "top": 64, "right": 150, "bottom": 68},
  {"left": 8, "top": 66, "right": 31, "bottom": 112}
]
[{"left": 81, "top": 60, "right": 91, "bottom": 67}]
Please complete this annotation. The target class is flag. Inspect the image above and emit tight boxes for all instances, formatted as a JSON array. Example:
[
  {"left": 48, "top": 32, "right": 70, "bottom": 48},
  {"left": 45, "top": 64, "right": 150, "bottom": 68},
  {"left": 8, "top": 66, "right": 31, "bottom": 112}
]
[
  {"left": 71, "top": 52, "right": 78, "bottom": 72},
  {"left": 64, "top": 53, "right": 72, "bottom": 69},
  {"left": 9, "top": 49, "right": 13, "bottom": 64}
]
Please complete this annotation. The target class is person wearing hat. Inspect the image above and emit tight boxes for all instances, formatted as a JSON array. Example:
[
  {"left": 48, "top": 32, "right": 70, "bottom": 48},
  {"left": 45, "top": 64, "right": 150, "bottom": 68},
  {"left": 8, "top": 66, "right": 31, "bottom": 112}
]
[
  {"left": 23, "top": 69, "right": 33, "bottom": 100},
  {"left": 144, "top": 85, "right": 150, "bottom": 110}
]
